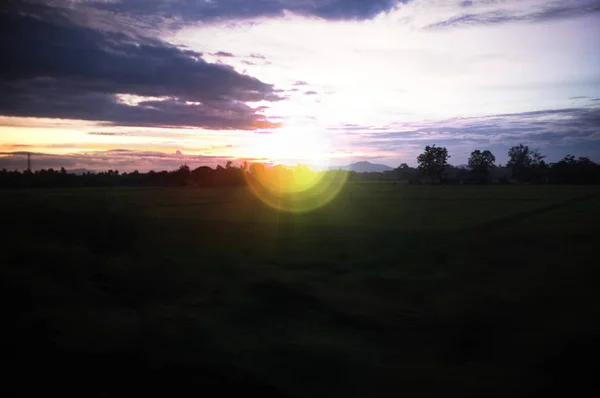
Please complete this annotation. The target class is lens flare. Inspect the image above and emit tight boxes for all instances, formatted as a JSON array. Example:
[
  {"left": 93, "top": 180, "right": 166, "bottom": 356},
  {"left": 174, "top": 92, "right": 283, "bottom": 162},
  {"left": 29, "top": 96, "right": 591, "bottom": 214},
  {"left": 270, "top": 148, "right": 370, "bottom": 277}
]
[
  {"left": 244, "top": 164, "right": 349, "bottom": 213},
  {"left": 242, "top": 125, "right": 351, "bottom": 212}
]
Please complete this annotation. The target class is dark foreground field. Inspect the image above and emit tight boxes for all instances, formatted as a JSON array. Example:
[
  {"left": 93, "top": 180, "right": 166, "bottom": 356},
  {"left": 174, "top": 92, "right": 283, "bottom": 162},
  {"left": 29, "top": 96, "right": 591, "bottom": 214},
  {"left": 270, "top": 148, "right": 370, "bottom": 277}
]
[{"left": 2, "top": 183, "right": 600, "bottom": 397}]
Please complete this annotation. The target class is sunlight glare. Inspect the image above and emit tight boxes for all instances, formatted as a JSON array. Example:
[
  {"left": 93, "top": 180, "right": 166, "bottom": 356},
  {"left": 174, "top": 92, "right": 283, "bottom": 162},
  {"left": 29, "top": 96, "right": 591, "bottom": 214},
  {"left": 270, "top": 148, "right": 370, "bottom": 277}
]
[
  {"left": 243, "top": 126, "right": 348, "bottom": 212},
  {"left": 249, "top": 126, "right": 332, "bottom": 165},
  {"left": 244, "top": 164, "right": 348, "bottom": 213}
]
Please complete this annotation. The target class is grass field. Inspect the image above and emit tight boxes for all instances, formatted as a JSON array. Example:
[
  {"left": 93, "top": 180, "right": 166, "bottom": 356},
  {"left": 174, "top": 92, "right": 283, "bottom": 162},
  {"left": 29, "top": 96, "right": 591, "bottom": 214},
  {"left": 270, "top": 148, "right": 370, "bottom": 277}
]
[{"left": 2, "top": 183, "right": 600, "bottom": 397}]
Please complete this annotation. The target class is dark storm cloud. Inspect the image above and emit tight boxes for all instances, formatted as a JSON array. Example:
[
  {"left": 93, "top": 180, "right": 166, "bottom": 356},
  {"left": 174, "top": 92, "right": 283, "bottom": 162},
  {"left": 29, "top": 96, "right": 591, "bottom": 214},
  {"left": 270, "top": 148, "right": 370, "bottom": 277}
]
[
  {"left": 0, "top": 79, "right": 280, "bottom": 130},
  {"left": 88, "top": 0, "right": 409, "bottom": 22},
  {"left": 427, "top": 0, "right": 600, "bottom": 29},
  {"left": 0, "top": 1, "right": 280, "bottom": 129}
]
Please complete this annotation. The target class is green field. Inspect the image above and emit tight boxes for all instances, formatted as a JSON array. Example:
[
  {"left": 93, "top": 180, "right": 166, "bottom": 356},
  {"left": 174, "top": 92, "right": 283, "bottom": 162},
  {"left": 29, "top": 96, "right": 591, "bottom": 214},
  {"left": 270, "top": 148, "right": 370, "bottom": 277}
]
[{"left": 2, "top": 183, "right": 600, "bottom": 397}]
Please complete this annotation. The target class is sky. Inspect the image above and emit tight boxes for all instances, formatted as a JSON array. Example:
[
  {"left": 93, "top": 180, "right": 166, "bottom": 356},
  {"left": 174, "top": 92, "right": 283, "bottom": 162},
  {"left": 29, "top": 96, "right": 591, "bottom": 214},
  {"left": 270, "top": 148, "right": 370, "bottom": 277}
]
[{"left": 1, "top": 0, "right": 599, "bottom": 172}]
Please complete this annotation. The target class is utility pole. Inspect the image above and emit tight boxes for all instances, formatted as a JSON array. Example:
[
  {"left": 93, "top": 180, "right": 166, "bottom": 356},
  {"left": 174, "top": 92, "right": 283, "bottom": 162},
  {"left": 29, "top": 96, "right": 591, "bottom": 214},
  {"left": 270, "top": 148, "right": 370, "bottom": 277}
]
[{"left": 27, "top": 152, "right": 31, "bottom": 172}]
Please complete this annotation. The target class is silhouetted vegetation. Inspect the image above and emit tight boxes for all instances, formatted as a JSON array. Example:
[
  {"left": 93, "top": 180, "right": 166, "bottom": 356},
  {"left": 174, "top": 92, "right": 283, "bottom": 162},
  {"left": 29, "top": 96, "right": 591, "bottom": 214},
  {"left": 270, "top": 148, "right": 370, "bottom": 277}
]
[
  {"left": 417, "top": 145, "right": 451, "bottom": 183},
  {"left": 506, "top": 144, "right": 548, "bottom": 183},
  {"left": 468, "top": 149, "right": 496, "bottom": 183},
  {"left": 2, "top": 144, "right": 599, "bottom": 190},
  {"left": 0, "top": 163, "right": 247, "bottom": 189}
]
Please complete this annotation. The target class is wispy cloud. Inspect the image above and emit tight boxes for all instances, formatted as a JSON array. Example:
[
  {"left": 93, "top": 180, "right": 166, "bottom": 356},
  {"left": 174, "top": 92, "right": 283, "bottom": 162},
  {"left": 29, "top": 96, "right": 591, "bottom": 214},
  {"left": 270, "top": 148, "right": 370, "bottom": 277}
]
[
  {"left": 213, "top": 51, "right": 235, "bottom": 57},
  {"left": 337, "top": 107, "right": 600, "bottom": 164},
  {"left": 426, "top": 0, "right": 600, "bottom": 29},
  {"left": 0, "top": 149, "right": 266, "bottom": 172},
  {"left": 87, "top": 132, "right": 130, "bottom": 136},
  {"left": 249, "top": 53, "right": 268, "bottom": 59}
]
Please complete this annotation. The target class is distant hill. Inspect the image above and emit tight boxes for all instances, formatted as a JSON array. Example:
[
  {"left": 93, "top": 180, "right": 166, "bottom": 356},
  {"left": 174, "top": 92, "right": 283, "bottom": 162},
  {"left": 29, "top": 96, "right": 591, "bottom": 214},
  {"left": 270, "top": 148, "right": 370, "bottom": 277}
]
[{"left": 332, "top": 161, "right": 394, "bottom": 173}]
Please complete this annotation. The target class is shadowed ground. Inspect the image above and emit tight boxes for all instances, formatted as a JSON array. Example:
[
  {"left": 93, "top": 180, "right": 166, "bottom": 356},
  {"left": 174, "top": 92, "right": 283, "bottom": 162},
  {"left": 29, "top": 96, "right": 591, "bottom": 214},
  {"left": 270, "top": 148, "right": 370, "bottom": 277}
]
[{"left": 2, "top": 183, "right": 599, "bottom": 397}]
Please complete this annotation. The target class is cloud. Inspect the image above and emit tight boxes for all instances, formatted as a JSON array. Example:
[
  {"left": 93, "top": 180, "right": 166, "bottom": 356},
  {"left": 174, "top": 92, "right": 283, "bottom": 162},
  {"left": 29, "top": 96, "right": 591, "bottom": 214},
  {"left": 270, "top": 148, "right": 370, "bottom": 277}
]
[
  {"left": 304, "top": 90, "right": 318, "bottom": 95},
  {"left": 213, "top": 51, "right": 235, "bottom": 57},
  {"left": 249, "top": 53, "right": 267, "bottom": 59},
  {"left": 0, "top": 1, "right": 281, "bottom": 130},
  {"left": 388, "top": 108, "right": 599, "bottom": 143},
  {"left": 87, "top": 132, "right": 129, "bottom": 136},
  {"left": 339, "top": 107, "right": 600, "bottom": 163},
  {"left": 427, "top": 0, "right": 600, "bottom": 29},
  {"left": 1, "top": 144, "right": 32, "bottom": 150},
  {"left": 0, "top": 149, "right": 267, "bottom": 172},
  {"left": 89, "top": 0, "right": 410, "bottom": 23},
  {"left": 0, "top": 80, "right": 281, "bottom": 130},
  {"left": 304, "top": 0, "right": 406, "bottom": 20}
]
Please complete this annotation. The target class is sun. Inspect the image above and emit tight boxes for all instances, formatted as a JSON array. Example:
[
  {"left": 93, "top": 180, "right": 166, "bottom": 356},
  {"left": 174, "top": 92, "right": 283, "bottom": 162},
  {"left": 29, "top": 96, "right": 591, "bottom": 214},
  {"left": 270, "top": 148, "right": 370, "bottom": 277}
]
[
  {"left": 243, "top": 126, "right": 349, "bottom": 212},
  {"left": 250, "top": 126, "right": 331, "bottom": 165}
]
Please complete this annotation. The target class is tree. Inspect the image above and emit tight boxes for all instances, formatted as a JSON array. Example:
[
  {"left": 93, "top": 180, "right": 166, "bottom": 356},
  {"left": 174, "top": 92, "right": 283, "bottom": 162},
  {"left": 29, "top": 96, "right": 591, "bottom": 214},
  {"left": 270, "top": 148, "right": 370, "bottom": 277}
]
[
  {"left": 507, "top": 144, "right": 546, "bottom": 182},
  {"left": 550, "top": 155, "right": 600, "bottom": 184},
  {"left": 562, "top": 154, "right": 577, "bottom": 166},
  {"left": 468, "top": 150, "right": 496, "bottom": 182},
  {"left": 417, "top": 145, "right": 450, "bottom": 183},
  {"left": 173, "top": 164, "right": 191, "bottom": 186},
  {"left": 394, "top": 163, "right": 416, "bottom": 181}
]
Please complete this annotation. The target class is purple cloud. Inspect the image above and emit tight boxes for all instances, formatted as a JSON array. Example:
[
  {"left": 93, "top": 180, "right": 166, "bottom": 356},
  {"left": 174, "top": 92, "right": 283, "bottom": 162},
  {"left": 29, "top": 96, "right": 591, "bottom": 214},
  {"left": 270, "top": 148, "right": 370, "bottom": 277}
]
[
  {"left": 0, "top": 1, "right": 281, "bottom": 130},
  {"left": 427, "top": 0, "right": 600, "bottom": 29}
]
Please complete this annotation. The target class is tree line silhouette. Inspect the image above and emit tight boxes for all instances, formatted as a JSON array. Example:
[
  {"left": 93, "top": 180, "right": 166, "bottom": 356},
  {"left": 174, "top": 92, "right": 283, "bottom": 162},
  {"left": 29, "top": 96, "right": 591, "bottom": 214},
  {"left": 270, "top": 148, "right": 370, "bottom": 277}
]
[
  {"left": 1, "top": 144, "right": 599, "bottom": 189},
  {"left": 412, "top": 144, "right": 600, "bottom": 185}
]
